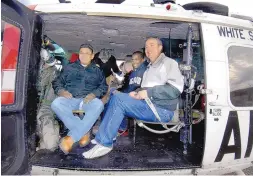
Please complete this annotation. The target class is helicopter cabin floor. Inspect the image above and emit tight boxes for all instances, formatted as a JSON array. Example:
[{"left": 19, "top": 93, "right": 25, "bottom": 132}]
[{"left": 31, "top": 120, "right": 204, "bottom": 171}]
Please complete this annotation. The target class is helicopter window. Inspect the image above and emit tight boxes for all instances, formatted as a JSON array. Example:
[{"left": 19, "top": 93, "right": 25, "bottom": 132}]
[{"left": 228, "top": 45, "right": 253, "bottom": 107}]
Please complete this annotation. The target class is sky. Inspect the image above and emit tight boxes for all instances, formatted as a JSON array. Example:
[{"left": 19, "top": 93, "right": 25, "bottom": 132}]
[{"left": 18, "top": 0, "right": 253, "bottom": 18}]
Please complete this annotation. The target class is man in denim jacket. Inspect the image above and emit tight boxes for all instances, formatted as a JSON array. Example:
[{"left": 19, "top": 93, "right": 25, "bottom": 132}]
[{"left": 51, "top": 44, "right": 108, "bottom": 154}]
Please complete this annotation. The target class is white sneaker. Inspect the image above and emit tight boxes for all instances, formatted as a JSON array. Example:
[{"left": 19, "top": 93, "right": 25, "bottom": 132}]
[
  {"left": 91, "top": 139, "right": 98, "bottom": 145},
  {"left": 91, "top": 138, "right": 116, "bottom": 145},
  {"left": 82, "top": 144, "right": 112, "bottom": 159}
]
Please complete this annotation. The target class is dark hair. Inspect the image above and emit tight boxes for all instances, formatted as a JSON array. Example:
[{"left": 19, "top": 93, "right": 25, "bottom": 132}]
[
  {"left": 132, "top": 51, "right": 144, "bottom": 59},
  {"left": 79, "top": 44, "right": 93, "bottom": 53}
]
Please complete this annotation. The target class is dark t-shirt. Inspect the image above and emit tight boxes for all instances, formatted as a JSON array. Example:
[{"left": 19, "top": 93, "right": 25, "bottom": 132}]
[
  {"left": 117, "top": 71, "right": 132, "bottom": 92},
  {"left": 93, "top": 53, "right": 120, "bottom": 77}
]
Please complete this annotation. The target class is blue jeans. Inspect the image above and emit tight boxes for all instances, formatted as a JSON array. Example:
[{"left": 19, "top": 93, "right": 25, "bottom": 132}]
[
  {"left": 107, "top": 88, "right": 128, "bottom": 131},
  {"left": 95, "top": 93, "right": 174, "bottom": 147},
  {"left": 51, "top": 97, "right": 104, "bottom": 142}
]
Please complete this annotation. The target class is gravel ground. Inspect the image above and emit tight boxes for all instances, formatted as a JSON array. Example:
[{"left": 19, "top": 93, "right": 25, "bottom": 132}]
[
  {"left": 225, "top": 162, "right": 253, "bottom": 175},
  {"left": 243, "top": 164, "right": 253, "bottom": 175}
]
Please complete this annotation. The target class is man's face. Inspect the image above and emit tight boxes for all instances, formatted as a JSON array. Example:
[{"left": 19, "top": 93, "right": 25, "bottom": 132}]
[
  {"left": 79, "top": 48, "right": 94, "bottom": 65},
  {"left": 145, "top": 38, "right": 162, "bottom": 63},
  {"left": 132, "top": 54, "right": 144, "bottom": 69}
]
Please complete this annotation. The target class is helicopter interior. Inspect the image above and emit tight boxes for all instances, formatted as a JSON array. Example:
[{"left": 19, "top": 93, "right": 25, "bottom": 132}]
[{"left": 28, "top": 13, "right": 206, "bottom": 171}]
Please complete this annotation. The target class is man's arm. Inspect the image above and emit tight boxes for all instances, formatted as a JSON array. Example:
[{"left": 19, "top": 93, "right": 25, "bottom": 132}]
[
  {"left": 52, "top": 68, "right": 67, "bottom": 95},
  {"left": 123, "top": 68, "right": 145, "bottom": 93},
  {"left": 146, "top": 84, "right": 181, "bottom": 100},
  {"left": 146, "top": 60, "right": 184, "bottom": 100},
  {"left": 91, "top": 70, "right": 108, "bottom": 98},
  {"left": 111, "top": 55, "right": 120, "bottom": 73}
]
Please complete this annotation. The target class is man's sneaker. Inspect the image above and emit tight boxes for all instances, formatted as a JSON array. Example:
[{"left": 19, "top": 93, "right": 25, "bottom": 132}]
[
  {"left": 91, "top": 137, "right": 116, "bottom": 145},
  {"left": 79, "top": 132, "right": 90, "bottom": 147},
  {"left": 59, "top": 136, "right": 74, "bottom": 154},
  {"left": 91, "top": 139, "right": 98, "bottom": 145},
  {"left": 82, "top": 144, "right": 112, "bottom": 159}
]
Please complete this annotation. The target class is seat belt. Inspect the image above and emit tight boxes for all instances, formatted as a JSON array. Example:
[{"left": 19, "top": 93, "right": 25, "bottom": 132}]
[
  {"left": 144, "top": 97, "right": 184, "bottom": 131},
  {"left": 72, "top": 101, "right": 85, "bottom": 120},
  {"left": 79, "top": 100, "right": 84, "bottom": 110},
  {"left": 144, "top": 97, "right": 167, "bottom": 129}
]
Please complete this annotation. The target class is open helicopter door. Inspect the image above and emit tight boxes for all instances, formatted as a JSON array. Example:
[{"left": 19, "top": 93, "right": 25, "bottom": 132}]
[{"left": 1, "top": 0, "right": 36, "bottom": 174}]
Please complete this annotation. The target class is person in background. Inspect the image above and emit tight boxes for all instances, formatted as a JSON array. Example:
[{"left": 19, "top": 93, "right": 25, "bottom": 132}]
[
  {"left": 93, "top": 49, "right": 120, "bottom": 85},
  {"left": 93, "top": 52, "right": 147, "bottom": 136},
  {"left": 117, "top": 51, "right": 147, "bottom": 93},
  {"left": 43, "top": 36, "right": 69, "bottom": 67},
  {"left": 113, "top": 51, "right": 148, "bottom": 134},
  {"left": 93, "top": 60, "right": 133, "bottom": 135},
  {"left": 36, "top": 48, "right": 60, "bottom": 151}
]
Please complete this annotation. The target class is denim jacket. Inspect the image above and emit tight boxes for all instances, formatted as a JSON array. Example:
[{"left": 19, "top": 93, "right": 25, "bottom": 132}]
[{"left": 52, "top": 59, "right": 108, "bottom": 98}]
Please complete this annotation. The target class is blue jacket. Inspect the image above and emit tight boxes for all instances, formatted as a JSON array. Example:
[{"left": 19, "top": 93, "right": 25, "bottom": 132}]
[
  {"left": 52, "top": 59, "right": 108, "bottom": 98},
  {"left": 121, "top": 61, "right": 148, "bottom": 93}
]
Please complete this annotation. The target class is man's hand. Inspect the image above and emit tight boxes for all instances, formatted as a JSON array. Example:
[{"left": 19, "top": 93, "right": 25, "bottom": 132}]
[
  {"left": 137, "top": 90, "right": 148, "bottom": 100},
  {"left": 106, "top": 75, "right": 115, "bottom": 85},
  {"left": 110, "top": 75, "right": 116, "bottom": 83},
  {"left": 83, "top": 93, "right": 96, "bottom": 103},
  {"left": 59, "top": 90, "right": 73, "bottom": 99},
  {"left": 129, "top": 91, "right": 140, "bottom": 99}
]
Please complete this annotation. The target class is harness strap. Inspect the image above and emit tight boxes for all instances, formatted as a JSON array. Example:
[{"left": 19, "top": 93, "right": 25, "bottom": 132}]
[
  {"left": 136, "top": 120, "right": 184, "bottom": 134},
  {"left": 144, "top": 97, "right": 184, "bottom": 130}
]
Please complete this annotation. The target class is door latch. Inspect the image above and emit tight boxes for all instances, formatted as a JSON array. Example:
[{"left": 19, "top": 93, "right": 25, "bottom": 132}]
[{"left": 209, "top": 102, "right": 226, "bottom": 107}]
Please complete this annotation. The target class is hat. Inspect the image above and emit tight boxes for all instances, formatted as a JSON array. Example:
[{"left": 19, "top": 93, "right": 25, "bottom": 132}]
[{"left": 40, "top": 48, "right": 56, "bottom": 66}]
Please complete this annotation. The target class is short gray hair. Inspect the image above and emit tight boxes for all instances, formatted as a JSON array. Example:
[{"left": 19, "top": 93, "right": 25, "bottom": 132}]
[{"left": 147, "top": 37, "right": 163, "bottom": 46}]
